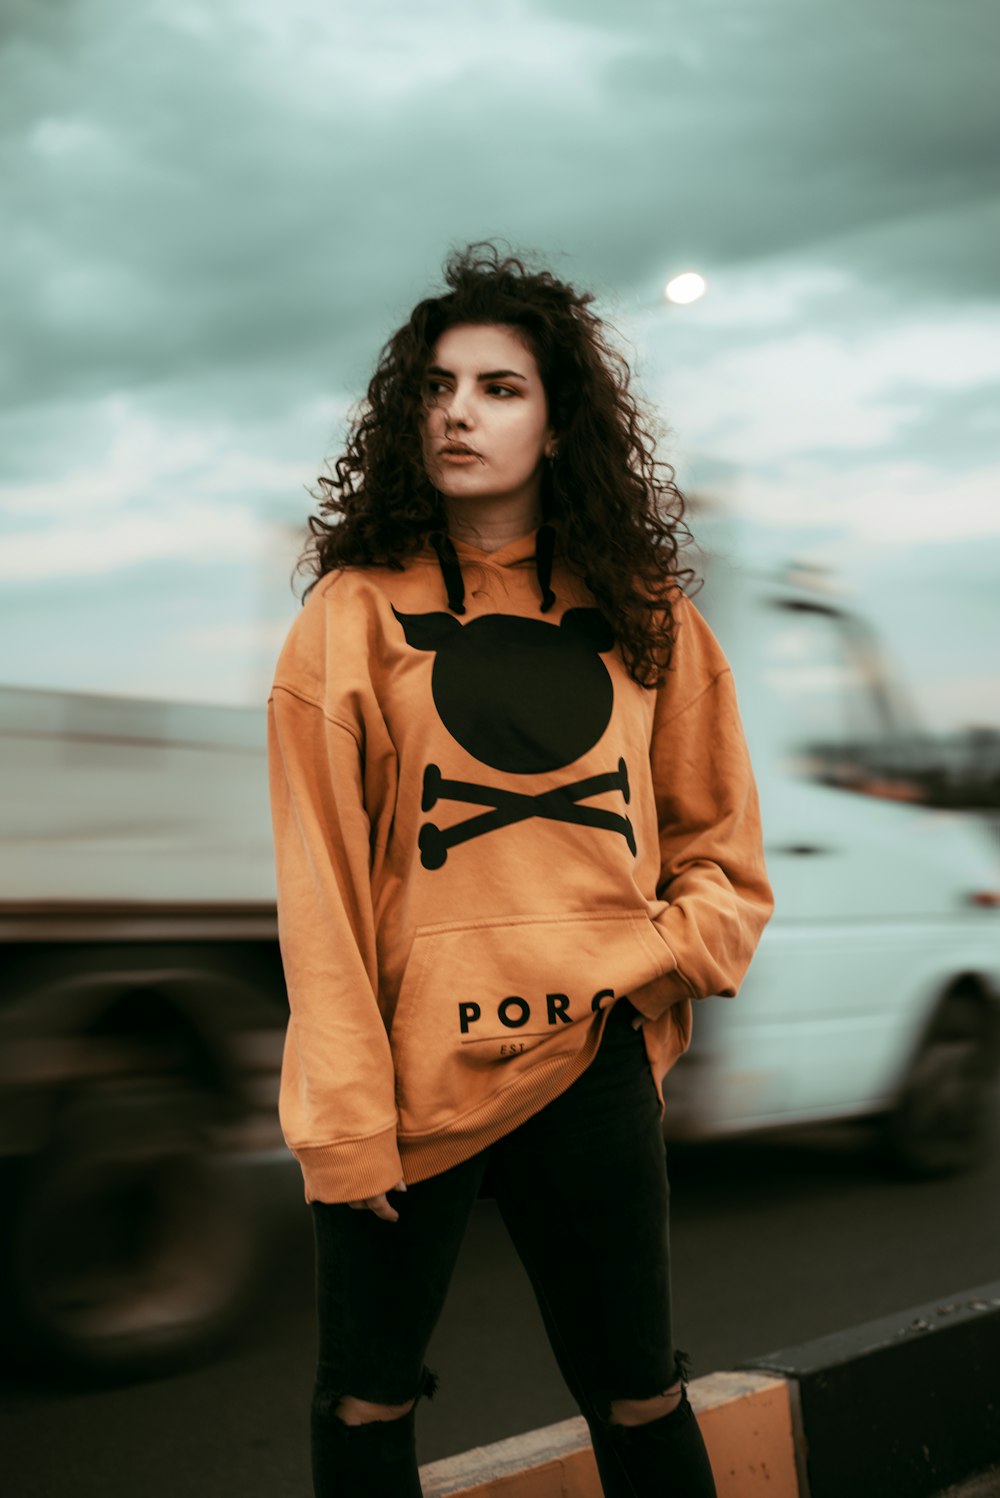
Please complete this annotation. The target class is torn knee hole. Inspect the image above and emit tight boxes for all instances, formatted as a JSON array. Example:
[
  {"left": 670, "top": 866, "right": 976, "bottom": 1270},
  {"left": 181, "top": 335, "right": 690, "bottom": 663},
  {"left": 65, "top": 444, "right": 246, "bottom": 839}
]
[
  {"left": 609, "top": 1383, "right": 684, "bottom": 1427},
  {"left": 313, "top": 1391, "right": 416, "bottom": 1427},
  {"left": 313, "top": 1366, "right": 437, "bottom": 1427},
  {"left": 333, "top": 1395, "right": 416, "bottom": 1426}
]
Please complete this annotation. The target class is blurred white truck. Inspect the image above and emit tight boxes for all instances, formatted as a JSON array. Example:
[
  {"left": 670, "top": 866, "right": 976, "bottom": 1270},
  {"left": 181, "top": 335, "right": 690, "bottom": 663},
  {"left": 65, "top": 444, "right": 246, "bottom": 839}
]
[
  {"left": 0, "top": 688, "right": 285, "bottom": 1380},
  {"left": 664, "top": 518, "right": 1000, "bottom": 1173}
]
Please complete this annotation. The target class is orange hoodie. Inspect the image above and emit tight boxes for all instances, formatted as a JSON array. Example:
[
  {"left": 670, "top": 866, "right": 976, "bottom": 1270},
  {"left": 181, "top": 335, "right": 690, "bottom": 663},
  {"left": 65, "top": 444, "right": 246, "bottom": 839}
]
[{"left": 267, "top": 527, "right": 774, "bottom": 1203}]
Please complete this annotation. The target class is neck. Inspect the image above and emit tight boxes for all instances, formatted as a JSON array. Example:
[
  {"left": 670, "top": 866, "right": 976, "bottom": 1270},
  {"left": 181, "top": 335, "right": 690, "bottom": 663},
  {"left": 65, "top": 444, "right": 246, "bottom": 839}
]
[{"left": 444, "top": 494, "right": 542, "bottom": 554}]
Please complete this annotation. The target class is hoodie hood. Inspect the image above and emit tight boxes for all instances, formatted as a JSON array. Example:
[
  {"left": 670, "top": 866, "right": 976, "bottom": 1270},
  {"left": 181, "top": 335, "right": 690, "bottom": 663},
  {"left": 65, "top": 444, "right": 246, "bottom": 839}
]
[{"left": 426, "top": 524, "right": 557, "bottom": 617}]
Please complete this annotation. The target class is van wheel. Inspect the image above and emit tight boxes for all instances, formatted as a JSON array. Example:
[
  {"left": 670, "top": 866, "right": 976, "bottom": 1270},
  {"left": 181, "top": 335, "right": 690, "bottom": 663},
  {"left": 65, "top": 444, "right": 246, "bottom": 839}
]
[
  {"left": 880, "top": 994, "right": 998, "bottom": 1178},
  {"left": 3, "top": 1078, "right": 261, "bottom": 1382}
]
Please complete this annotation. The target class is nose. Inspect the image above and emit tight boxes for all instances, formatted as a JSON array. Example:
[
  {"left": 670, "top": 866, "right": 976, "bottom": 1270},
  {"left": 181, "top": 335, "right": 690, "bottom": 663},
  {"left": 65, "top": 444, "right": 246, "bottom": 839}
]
[{"left": 444, "top": 384, "right": 473, "bottom": 431}]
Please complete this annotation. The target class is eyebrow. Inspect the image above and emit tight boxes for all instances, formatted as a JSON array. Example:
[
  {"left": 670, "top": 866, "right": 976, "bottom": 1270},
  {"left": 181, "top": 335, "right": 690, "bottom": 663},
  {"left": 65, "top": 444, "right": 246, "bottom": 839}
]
[{"left": 425, "top": 365, "right": 529, "bottom": 382}]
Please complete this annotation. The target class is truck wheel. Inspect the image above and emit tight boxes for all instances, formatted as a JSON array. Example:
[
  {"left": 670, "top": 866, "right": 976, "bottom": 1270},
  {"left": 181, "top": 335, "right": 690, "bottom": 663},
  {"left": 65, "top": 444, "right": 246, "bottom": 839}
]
[
  {"left": 4, "top": 1078, "right": 262, "bottom": 1382},
  {"left": 880, "top": 993, "right": 998, "bottom": 1178}
]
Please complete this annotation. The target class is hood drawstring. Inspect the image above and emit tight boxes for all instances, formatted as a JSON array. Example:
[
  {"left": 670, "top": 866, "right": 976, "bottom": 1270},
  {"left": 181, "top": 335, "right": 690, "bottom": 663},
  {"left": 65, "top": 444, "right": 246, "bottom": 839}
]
[
  {"left": 535, "top": 523, "right": 557, "bottom": 613},
  {"left": 429, "top": 531, "right": 466, "bottom": 616},
  {"left": 430, "top": 525, "right": 558, "bottom": 616}
]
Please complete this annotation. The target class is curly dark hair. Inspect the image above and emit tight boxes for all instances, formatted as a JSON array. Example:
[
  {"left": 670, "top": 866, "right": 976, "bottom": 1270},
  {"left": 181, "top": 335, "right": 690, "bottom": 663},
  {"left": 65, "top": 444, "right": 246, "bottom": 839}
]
[{"left": 300, "top": 241, "right": 698, "bottom": 686}]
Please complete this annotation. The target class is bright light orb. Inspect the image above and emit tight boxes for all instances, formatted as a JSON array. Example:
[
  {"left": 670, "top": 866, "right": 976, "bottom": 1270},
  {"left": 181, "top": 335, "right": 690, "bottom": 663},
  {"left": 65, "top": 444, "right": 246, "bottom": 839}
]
[{"left": 664, "top": 272, "right": 707, "bottom": 305}]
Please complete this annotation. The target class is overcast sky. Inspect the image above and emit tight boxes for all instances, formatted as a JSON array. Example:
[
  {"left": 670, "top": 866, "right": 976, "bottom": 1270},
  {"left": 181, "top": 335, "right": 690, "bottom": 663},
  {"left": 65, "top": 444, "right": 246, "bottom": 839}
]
[{"left": 2, "top": 0, "right": 998, "bottom": 731}]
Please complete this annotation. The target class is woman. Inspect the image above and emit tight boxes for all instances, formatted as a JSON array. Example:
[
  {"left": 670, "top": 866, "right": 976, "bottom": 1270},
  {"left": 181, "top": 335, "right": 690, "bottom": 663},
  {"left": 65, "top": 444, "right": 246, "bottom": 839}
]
[{"left": 267, "top": 242, "right": 774, "bottom": 1497}]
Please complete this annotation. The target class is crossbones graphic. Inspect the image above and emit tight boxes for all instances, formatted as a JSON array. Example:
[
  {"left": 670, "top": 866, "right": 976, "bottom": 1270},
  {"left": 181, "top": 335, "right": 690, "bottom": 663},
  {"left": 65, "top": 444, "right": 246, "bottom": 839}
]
[
  {"left": 394, "top": 604, "right": 634, "bottom": 871},
  {"left": 419, "top": 758, "right": 635, "bottom": 870}
]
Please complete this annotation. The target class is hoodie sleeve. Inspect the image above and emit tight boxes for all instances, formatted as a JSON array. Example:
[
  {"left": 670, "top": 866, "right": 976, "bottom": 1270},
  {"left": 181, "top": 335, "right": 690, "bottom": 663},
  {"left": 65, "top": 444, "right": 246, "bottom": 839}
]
[
  {"left": 267, "top": 684, "right": 401, "bottom": 1203},
  {"left": 631, "top": 607, "right": 775, "bottom": 1021}
]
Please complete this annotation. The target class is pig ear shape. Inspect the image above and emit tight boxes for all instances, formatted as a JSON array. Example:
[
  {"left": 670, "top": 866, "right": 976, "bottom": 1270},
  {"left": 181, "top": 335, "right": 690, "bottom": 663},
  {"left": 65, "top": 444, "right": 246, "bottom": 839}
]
[
  {"left": 560, "top": 607, "right": 616, "bottom": 655},
  {"left": 393, "top": 607, "right": 464, "bottom": 653}
]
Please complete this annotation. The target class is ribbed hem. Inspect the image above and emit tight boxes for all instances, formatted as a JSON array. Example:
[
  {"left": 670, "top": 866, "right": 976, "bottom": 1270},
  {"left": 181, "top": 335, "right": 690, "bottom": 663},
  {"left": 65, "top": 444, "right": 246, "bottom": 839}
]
[
  {"left": 397, "top": 1016, "right": 608, "bottom": 1185},
  {"left": 295, "top": 1123, "right": 402, "bottom": 1204},
  {"left": 641, "top": 998, "right": 693, "bottom": 1111},
  {"left": 628, "top": 966, "right": 695, "bottom": 1021},
  {"left": 294, "top": 998, "right": 693, "bottom": 1199}
]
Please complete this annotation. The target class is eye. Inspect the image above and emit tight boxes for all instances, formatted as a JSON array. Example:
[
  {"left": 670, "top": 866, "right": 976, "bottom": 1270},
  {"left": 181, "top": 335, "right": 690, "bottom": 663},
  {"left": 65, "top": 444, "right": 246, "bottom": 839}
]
[{"left": 486, "top": 384, "right": 518, "bottom": 398}]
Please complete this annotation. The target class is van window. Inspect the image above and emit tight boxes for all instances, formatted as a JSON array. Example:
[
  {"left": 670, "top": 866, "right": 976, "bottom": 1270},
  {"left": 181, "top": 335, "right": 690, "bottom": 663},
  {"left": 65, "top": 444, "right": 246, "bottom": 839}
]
[{"left": 762, "top": 600, "right": 925, "bottom": 802}]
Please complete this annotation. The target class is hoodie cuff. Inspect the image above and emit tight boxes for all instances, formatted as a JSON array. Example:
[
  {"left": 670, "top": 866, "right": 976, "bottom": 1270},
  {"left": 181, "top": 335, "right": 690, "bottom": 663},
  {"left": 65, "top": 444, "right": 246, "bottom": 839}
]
[
  {"left": 293, "top": 1124, "right": 403, "bottom": 1204},
  {"left": 627, "top": 967, "right": 697, "bottom": 1022}
]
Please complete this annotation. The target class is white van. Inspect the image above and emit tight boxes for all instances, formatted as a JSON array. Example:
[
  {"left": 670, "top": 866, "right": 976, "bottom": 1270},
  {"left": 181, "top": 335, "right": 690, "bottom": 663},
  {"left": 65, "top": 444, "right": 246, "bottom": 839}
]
[{"left": 663, "top": 517, "right": 1000, "bottom": 1175}]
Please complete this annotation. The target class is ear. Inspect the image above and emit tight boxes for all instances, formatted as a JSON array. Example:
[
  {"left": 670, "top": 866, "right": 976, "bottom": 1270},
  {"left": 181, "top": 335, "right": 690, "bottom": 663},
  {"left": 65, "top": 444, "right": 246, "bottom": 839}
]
[
  {"left": 392, "top": 607, "right": 464, "bottom": 653},
  {"left": 560, "top": 607, "right": 615, "bottom": 655}
]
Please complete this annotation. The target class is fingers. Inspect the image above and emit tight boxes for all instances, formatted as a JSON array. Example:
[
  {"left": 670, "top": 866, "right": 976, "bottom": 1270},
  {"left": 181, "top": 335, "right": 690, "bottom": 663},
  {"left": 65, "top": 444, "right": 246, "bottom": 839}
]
[
  {"left": 348, "top": 1193, "right": 398, "bottom": 1221},
  {"left": 370, "top": 1194, "right": 400, "bottom": 1223},
  {"left": 347, "top": 1182, "right": 407, "bottom": 1222}
]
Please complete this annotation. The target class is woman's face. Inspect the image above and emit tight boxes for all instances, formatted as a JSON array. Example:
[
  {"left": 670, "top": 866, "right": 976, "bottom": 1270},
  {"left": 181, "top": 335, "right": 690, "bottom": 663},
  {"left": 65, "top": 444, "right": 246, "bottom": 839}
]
[{"left": 420, "top": 323, "right": 556, "bottom": 517}]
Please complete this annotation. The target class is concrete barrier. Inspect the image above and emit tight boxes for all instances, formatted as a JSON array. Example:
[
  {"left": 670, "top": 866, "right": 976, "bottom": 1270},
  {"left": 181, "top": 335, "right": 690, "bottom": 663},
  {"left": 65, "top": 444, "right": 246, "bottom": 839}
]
[
  {"left": 418, "top": 1281, "right": 1000, "bottom": 1497},
  {"left": 744, "top": 1280, "right": 1000, "bottom": 1498},
  {"left": 419, "top": 1370, "right": 799, "bottom": 1497}
]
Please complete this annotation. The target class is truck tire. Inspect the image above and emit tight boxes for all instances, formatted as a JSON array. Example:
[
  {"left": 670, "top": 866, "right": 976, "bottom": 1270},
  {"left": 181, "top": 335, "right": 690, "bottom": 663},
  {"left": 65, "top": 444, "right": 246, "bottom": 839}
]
[
  {"left": 879, "top": 992, "right": 999, "bottom": 1178},
  {"left": 3, "top": 1076, "right": 262, "bottom": 1382}
]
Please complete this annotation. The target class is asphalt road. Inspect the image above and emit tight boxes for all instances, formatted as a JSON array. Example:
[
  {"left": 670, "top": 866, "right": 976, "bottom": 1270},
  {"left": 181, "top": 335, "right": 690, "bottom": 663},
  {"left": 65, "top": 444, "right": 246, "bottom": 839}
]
[{"left": 5, "top": 1114, "right": 1000, "bottom": 1498}]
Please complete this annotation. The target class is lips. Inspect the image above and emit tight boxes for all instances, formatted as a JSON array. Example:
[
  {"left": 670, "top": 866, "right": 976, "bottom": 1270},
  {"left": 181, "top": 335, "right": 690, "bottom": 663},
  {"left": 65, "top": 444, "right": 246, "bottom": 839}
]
[{"left": 440, "top": 444, "right": 480, "bottom": 457}]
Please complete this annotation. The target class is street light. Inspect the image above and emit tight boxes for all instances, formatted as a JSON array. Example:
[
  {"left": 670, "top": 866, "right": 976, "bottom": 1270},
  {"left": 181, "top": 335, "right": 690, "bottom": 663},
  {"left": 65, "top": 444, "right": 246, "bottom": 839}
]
[{"left": 664, "top": 272, "right": 707, "bottom": 306}]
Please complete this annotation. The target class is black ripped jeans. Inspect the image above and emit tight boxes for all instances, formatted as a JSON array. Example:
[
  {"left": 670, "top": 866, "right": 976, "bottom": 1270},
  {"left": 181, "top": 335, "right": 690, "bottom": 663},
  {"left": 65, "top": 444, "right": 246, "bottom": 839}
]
[{"left": 310, "top": 998, "right": 717, "bottom": 1497}]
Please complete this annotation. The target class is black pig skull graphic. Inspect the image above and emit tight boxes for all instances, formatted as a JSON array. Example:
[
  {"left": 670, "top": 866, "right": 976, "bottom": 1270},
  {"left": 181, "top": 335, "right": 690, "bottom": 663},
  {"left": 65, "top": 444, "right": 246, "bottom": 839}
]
[{"left": 393, "top": 607, "right": 635, "bottom": 869}]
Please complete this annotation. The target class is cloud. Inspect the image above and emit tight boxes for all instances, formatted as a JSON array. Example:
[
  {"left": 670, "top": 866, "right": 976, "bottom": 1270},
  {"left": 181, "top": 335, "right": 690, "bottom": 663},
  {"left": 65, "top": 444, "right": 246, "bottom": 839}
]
[
  {"left": 1, "top": 502, "right": 261, "bottom": 582},
  {"left": 4, "top": 0, "right": 998, "bottom": 425},
  {"left": 733, "top": 460, "right": 998, "bottom": 545},
  {"left": 0, "top": 541, "right": 303, "bottom": 705},
  {"left": 0, "top": 0, "right": 996, "bottom": 719},
  {"left": 616, "top": 256, "right": 1000, "bottom": 550},
  {"left": 659, "top": 300, "right": 1000, "bottom": 462},
  {"left": 0, "top": 388, "right": 313, "bottom": 582},
  {"left": 0, "top": 0, "right": 621, "bottom": 414}
]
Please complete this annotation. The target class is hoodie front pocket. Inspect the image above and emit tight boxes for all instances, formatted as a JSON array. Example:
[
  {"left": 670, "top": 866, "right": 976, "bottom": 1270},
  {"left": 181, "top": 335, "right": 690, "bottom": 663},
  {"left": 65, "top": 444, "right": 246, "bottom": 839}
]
[{"left": 389, "top": 909, "right": 672, "bottom": 1137}]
